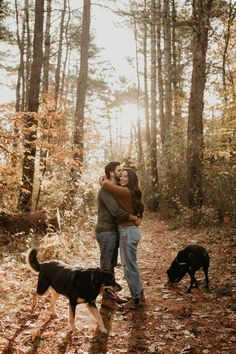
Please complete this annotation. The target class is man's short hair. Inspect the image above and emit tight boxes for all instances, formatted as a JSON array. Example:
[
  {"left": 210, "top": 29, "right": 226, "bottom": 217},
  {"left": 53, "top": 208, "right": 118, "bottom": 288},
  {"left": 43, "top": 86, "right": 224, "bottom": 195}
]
[{"left": 105, "top": 161, "right": 120, "bottom": 178}]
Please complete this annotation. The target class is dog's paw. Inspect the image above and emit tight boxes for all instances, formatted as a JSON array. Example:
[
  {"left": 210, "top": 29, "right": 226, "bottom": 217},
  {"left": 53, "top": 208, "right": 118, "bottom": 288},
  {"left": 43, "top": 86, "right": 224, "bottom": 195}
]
[
  {"left": 69, "top": 325, "right": 76, "bottom": 332},
  {"left": 100, "top": 327, "right": 108, "bottom": 334}
]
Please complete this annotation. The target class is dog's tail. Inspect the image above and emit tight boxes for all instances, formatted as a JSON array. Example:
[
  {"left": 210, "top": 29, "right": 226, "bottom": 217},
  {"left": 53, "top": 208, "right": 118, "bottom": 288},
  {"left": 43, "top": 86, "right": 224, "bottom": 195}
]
[{"left": 26, "top": 248, "right": 40, "bottom": 273}]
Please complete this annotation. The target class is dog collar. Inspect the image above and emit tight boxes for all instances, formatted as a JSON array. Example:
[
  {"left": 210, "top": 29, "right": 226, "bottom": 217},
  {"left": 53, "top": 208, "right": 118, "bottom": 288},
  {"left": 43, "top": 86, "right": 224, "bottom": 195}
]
[{"left": 175, "top": 257, "right": 187, "bottom": 266}]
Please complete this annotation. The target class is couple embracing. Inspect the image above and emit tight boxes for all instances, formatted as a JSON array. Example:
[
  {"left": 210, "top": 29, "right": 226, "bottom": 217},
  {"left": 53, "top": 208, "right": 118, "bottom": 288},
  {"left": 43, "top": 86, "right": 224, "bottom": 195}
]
[{"left": 95, "top": 161, "right": 145, "bottom": 310}]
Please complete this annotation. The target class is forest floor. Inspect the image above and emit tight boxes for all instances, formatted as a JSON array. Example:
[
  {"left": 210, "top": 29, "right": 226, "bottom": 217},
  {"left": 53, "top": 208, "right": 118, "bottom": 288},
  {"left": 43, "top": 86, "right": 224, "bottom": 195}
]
[{"left": 0, "top": 212, "right": 235, "bottom": 354}]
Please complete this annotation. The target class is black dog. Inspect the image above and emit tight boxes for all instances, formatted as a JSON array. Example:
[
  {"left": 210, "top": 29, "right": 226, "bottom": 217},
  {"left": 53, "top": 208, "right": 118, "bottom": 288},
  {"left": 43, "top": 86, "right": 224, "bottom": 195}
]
[
  {"left": 167, "top": 245, "right": 210, "bottom": 293},
  {"left": 27, "top": 248, "right": 121, "bottom": 333}
]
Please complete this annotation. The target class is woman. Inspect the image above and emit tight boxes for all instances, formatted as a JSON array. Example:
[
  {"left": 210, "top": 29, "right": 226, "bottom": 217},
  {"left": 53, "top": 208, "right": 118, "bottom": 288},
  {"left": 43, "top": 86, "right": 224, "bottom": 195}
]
[{"left": 101, "top": 167, "right": 145, "bottom": 309}]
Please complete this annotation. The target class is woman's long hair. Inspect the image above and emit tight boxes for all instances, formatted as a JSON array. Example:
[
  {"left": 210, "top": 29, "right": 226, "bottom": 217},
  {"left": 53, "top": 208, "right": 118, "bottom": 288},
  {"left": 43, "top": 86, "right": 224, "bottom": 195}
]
[{"left": 123, "top": 168, "right": 144, "bottom": 217}]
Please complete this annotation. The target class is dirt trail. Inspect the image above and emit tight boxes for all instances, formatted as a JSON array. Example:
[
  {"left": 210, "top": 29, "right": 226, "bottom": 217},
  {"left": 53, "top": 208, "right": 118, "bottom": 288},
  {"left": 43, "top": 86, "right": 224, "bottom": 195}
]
[{"left": 0, "top": 213, "right": 235, "bottom": 353}]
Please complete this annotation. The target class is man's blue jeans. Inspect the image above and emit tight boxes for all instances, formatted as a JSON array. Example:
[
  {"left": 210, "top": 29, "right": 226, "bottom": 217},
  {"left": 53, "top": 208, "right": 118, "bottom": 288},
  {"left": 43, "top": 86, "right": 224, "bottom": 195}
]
[
  {"left": 96, "top": 230, "right": 119, "bottom": 301},
  {"left": 96, "top": 230, "right": 119, "bottom": 273},
  {"left": 118, "top": 225, "right": 143, "bottom": 299}
]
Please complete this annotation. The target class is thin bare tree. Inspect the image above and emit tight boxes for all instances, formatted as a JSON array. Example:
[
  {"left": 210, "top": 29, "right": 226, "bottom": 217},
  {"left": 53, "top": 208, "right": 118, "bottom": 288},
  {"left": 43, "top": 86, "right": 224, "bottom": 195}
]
[
  {"left": 25, "top": 0, "right": 31, "bottom": 110},
  {"left": 156, "top": 0, "right": 165, "bottom": 146},
  {"left": 131, "top": 6, "right": 143, "bottom": 170},
  {"left": 163, "top": 0, "right": 172, "bottom": 147},
  {"left": 222, "top": 0, "right": 236, "bottom": 101},
  {"left": 186, "top": 0, "right": 213, "bottom": 208},
  {"left": 55, "top": 0, "right": 67, "bottom": 106},
  {"left": 15, "top": 0, "right": 25, "bottom": 112},
  {"left": 70, "top": 0, "right": 91, "bottom": 181},
  {"left": 150, "top": 0, "right": 159, "bottom": 210},
  {"left": 18, "top": 0, "right": 44, "bottom": 211},
  {"left": 42, "top": 0, "right": 52, "bottom": 93},
  {"left": 143, "top": 0, "right": 150, "bottom": 148}
]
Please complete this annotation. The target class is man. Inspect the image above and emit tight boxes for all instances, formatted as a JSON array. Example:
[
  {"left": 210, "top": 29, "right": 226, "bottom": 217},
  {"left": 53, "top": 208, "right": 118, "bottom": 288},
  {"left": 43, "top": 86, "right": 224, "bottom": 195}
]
[{"left": 96, "top": 161, "right": 138, "bottom": 310}]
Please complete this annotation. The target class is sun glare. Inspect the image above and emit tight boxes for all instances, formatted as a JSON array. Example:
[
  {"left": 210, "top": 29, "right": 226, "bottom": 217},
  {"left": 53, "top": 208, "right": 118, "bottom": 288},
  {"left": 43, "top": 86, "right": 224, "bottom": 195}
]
[{"left": 118, "top": 103, "right": 142, "bottom": 137}]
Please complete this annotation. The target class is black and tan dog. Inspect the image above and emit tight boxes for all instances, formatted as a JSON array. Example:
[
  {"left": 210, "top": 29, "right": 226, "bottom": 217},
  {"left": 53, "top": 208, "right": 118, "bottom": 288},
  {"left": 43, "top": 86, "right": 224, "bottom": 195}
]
[
  {"left": 167, "top": 245, "right": 210, "bottom": 293},
  {"left": 27, "top": 248, "right": 121, "bottom": 333}
]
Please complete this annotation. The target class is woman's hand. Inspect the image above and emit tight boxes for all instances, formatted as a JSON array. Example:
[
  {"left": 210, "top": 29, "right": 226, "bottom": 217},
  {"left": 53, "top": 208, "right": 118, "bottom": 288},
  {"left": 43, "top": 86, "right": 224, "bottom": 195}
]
[
  {"left": 129, "top": 214, "right": 142, "bottom": 226},
  {"left": 99, "top": 175, "right": 107, "bottom": 185}
]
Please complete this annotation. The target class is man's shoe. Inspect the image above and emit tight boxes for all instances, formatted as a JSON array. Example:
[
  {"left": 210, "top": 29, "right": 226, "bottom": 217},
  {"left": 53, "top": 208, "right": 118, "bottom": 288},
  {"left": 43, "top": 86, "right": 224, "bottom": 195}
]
[
  {"left": 101, "top": 299, "right": 122, "bottom": 310},
  {"left": 124, "top": 296, "right": 145, "bottom": 310},
  {"left": 123, "top": 298, "right": 137, "bottom": 310},
  {"left": 140, "top": 290, "right": 146, "bottom": 305}
]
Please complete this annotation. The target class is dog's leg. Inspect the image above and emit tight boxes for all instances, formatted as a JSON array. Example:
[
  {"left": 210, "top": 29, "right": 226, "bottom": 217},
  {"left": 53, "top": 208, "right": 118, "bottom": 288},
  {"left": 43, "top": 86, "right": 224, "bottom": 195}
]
[
  {"left": 31, "top": 292, "right": 39, "bottom": 311},
  {"left": 50, "top": 288, "right": 59, "bottom": 316},
  {"left": 87, "top": 302, "right": 108, "bottom": 334},
  {"left": 31, "top": 286, "right": 51, "bottom": 312},
  {"left": 32, "top": 277, "right": 51, "bottom": 311},
  {"left": 187, "top": 283, "right": 193, "bottom": 293},
  {"left": 68, "top": 302, "right": 77, "bottom": 331},
  {"left": 203, "top": 266, "right": 209, "bottom": 290},
  {"left": 187, "top": 270, "right": 197, "bottom": 293}
]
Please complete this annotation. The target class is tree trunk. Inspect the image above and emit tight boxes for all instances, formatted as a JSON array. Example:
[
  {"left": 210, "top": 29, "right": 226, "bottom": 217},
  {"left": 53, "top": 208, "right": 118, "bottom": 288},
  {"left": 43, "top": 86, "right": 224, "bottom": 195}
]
[
  {"left": 60, "top": 0, "right": 71, "bottom": 101},
  {"left": 150, "top": 0, "right": 159, "bottom": 210},
  {"left": 54, "top": 0, "right": 67, "bottom": 106},
  {"left": 0, "top": 209, "right": 61, "bottom": 234},
  {"left": 222, "top": 0, "right": 236, "bottom": 103},
  {"left": 72, "top": 0, "right": 91, "bottom": 169},
  {"left": 25, "top": 0, "right": 31, "bottom": 110},
  {"left": 156, "top": 0, "right": 165, "bottom": 146},
  {"left": 42, "top": 0, "right": 52, "bottom": 93},
  {"left": 143, "top": 0, "right": 150, "bottom": 148},
  {"left": 15, "top": 67, "right": 21, "bottom": 112},
  {"left": 186, "top": 0, "right": 213, "bottom": 208},
  {"left": 171, "top": 0, "right": 182, "bottom": 126},
  {"left": 62, "top": 0, "right": 91, "bottom": 212},
  {"left": 132, "top": 8, "right": 143, "bottom": 171},
  {"left": 36, "top": 0, "right": 53, "bottom": 211},
  {"left": 106, "top": 103, "right": 113, "bottom": 159},
  {"left": 15, "top": 0, "right": 25, "bottom": 112},
  {"left": 18, "top": 0, "right": 44, "bottom": 212},
  {"left": 163, "top": 0, "right": 172, "bottom": 147}
]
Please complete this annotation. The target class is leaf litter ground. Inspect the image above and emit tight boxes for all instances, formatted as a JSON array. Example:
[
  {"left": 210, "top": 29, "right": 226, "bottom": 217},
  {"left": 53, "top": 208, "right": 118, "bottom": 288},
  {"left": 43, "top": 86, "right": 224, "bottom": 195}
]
[{"left": 0, "top": 213, "right": 235, "bottom": 353}]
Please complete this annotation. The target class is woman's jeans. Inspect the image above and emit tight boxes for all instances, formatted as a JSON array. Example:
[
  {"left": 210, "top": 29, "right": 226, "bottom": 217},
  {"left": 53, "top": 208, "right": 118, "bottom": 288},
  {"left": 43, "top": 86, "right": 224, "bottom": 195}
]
[{"left": 118, "top": 225, "right": 143, "bottom": 299}]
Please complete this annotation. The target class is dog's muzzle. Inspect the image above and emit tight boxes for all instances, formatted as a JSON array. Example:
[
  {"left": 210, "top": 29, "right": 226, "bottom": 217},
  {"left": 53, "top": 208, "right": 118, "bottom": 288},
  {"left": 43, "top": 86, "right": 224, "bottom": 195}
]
[
  {"left": 99, "top": 285, "right": 113, "bottom": 296},
  {"left": 100, "top": 282, "right": 121, "bottom": 295}
]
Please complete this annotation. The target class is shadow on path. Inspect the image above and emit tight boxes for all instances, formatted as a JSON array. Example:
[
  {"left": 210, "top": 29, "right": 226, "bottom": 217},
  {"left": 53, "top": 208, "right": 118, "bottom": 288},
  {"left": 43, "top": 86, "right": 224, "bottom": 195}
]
[
  {"left": 2, "top": 313, "right": 39, "bottom": 354},
  {"left": 127, "top": 306, "right": 149, "bottom": 353}
]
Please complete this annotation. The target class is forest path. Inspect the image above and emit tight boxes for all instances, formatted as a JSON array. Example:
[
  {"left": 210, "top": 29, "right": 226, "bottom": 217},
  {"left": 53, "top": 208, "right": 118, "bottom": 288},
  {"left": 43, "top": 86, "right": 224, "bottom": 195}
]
[{"left": 0, "top": 213, "right": 235, "bottom": 353}]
